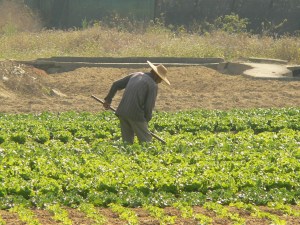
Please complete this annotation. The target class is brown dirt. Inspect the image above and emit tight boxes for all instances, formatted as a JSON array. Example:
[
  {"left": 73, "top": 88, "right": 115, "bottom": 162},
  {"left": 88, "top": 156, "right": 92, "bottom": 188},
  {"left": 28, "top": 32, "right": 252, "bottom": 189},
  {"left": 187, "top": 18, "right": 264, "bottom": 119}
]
[
  {"left": 1, "top": 206, "right": 300, "bottom": 225},
  {"left": 0, "top": 60, "right": 299, "bottom": 113},
  {"left": 1, "top": 60, "right": 300, "bottom": 224}
]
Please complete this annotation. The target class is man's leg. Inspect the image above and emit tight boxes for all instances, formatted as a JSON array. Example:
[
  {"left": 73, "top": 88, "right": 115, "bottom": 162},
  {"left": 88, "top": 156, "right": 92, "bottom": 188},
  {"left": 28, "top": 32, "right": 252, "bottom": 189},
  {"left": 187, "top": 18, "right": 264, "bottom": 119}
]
[
  {"left": 119, "top": 117, "right": 134, "bottom": 144},
  {"left": 129, "top": 119, "right": 152, "bottom": 143}
]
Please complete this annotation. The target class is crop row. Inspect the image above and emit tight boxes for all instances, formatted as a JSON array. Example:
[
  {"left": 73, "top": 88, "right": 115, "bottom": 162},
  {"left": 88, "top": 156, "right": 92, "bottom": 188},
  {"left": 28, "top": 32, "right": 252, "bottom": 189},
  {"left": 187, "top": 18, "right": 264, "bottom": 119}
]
[
  {"left": 0, "top": 108, "right": 299, "bottom": 210},
  {"left": 0, "top": 108, "right": 299, "bottom": 145},
  {"left": 1, "top": 202, "right": 300, "bottom": 225}
]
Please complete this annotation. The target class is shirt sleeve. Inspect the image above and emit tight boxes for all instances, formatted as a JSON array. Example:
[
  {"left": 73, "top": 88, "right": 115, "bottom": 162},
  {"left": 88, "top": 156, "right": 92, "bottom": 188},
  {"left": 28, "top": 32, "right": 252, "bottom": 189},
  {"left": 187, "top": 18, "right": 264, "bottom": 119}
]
[{"left": 104, "top": 75, "right": 132, "bottom": 104}]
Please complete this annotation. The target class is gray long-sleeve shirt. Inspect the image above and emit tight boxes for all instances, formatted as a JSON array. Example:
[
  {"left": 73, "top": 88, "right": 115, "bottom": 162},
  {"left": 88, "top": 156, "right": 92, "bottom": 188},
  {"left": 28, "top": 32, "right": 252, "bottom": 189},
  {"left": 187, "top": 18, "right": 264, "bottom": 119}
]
[{"left": 104, "top": 72, "right": 158, "bottom": 122}]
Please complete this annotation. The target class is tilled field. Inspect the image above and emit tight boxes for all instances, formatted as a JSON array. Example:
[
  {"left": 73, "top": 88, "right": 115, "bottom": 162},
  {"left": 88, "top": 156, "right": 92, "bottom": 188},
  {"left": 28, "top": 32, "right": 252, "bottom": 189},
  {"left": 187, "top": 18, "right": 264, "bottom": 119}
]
[{"left": 0, "top": 60, "right": 300, "bottom": 113}]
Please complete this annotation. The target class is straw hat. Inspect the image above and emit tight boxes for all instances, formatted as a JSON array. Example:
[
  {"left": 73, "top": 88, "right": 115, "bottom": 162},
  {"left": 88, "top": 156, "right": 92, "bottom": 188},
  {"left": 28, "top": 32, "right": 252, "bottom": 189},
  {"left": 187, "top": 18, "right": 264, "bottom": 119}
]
[{"left": 147, "top": 61, "right": 170, "bottom": 85}]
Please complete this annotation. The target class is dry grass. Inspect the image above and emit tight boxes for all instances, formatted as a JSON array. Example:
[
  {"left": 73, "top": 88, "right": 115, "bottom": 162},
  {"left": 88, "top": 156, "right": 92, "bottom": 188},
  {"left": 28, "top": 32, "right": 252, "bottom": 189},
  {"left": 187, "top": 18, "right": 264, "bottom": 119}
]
[
  {"left": 1, "top": 27, "right": 300, "bottom": 64},
  {"left": 0, "top": 1, "right": 299, "bottom": 63},
  {"left": 0, "top": 0, "right": 41, "bottom": 34}
]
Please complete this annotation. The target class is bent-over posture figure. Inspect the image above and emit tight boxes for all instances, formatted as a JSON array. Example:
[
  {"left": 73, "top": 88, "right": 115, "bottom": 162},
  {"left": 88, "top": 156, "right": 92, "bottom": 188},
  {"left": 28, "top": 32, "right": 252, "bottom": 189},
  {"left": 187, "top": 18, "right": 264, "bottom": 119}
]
[{"left": 104, "top": 61, "right": 170, "bottom": 144}]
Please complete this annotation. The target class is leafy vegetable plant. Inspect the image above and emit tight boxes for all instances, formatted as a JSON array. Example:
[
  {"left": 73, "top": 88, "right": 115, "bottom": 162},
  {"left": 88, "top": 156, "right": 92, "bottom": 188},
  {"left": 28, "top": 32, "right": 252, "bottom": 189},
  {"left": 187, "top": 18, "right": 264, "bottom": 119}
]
[
  {"left": 46, "top": 204, "right": 73, "bottom": 225},
  {"left": 9, "top": 204, "right": 41, "bottom": 225},
  {"left": 109, "top": 203, "right": 139, "bottom": 225},
  {"left": 78, "top": 203, "right": 107, "bottom": 225}
]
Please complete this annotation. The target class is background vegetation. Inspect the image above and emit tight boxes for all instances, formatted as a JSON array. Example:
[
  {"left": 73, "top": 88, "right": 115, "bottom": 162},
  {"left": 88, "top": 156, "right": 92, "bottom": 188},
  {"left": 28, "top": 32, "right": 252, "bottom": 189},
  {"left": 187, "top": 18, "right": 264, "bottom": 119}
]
[{"left": 0, "top": 0, "right": 299, "bottom": 63}]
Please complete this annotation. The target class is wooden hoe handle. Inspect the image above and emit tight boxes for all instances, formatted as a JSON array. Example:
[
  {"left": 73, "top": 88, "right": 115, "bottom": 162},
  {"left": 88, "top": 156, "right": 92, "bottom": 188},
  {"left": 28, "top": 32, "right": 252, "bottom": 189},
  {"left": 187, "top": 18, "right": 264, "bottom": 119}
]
[{"left": 91, "top": 95, "right": 166, "bottom": 144}]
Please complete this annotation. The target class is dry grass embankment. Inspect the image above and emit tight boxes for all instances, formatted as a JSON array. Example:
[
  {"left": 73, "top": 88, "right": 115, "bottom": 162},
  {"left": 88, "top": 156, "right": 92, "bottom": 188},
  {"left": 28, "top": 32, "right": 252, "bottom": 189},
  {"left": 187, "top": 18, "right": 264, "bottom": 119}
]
[
  {"left": 0, "top": 0, "right": 41, "bottom": 34},
  {"left": 1, "top": 26, "right": 300, "bottom": 63},
  {"left": 0, "top": 0, "right": 299, "bottom": 63}
]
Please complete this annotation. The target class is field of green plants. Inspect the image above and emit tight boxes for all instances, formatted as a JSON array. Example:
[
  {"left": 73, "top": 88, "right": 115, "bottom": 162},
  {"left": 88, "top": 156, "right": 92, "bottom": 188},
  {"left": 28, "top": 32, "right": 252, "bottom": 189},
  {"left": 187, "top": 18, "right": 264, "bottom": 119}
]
[{"left": 0, "top": 108, "right": 300, "bottom": 224}]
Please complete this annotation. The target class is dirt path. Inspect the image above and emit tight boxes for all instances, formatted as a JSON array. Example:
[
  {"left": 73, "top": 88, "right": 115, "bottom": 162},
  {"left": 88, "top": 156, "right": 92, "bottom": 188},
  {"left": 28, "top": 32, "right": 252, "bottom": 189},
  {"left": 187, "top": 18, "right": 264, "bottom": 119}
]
[{"left": 0, "top": 60, "right": 299, "bottom": 113}]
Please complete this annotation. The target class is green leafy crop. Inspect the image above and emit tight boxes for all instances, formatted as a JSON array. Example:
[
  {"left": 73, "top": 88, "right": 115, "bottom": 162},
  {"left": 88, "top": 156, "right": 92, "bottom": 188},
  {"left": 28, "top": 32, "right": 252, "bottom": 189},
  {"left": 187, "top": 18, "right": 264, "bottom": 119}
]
[{"left": 0, "top": 108, "right": 299, "bottom": 212}]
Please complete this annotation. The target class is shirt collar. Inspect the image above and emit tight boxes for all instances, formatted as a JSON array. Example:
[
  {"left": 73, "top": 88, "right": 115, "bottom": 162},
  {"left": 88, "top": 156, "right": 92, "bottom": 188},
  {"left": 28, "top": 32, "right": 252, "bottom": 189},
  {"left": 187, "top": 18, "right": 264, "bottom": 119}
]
[{"left": 146, "top": 72, "right": 155, "bottom": 81}]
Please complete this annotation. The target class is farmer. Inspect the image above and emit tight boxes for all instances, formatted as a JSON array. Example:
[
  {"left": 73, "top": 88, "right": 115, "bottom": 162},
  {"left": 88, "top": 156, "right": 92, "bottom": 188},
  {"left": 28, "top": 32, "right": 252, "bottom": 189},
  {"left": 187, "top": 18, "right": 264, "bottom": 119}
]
[{"left": 103, "top": 61, "right": 170, "bottom": 144}]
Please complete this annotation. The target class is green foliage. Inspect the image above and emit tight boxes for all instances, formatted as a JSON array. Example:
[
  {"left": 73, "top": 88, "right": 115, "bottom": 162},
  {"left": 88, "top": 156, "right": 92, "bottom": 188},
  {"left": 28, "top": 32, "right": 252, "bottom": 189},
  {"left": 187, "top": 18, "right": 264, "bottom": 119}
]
[
  {"left": 173, "top": 201, "right": 213, "bottom": 224},
  {"left": 0, "top": 214, "right": 6, "bottom": 225},
  {"left": 194, "top": 213, "right": 213, "bottom": 225},
  {"left": 81, "top": 18, "right": 89, "bottom": 30},
  {"left": 0, "top": 108, "right": 299, "bottom": 215},
  {"left": 78, "top": 203, "right": 107, "bottom": 225},
  {"left": 231, "top": 202, "right": 286, "bottom": 225},
  {"left": 204, "top": 202, "right": 245, "bottom": 224},
  {"left": 109, "top": 203, "right": 139, "bottom": 225},
  {"left": 32, "top": 128, "right": 50, "bottom": 144},
  {"left": 53, "top": 131, "right": 72, "bottom": 143},
  {"left": 46, "top": 204, "right": 72, "bottom": 225},
  {"left": 144, "top": 204, "right": 177, "bottom": 225},
  {"left": 214, "top": 13, "right": 249, "bottom": 34},
  {"left": 9, "top": 204, "right": 41, "bottom": 225},
  {"left": 0, "top": 132, "right": 5, "bottom": 144},
  {"left": 268, "top": 202, "right": 300, "bottom": 217},
  {"left": 173, "top": 202, "right": 193, "bottom": 218},
  {"left": 10, "top": 132, "right": 27, "bottom": 144},
  {"left": 261, "top": 19, "right": 288, "bottom": 36}
]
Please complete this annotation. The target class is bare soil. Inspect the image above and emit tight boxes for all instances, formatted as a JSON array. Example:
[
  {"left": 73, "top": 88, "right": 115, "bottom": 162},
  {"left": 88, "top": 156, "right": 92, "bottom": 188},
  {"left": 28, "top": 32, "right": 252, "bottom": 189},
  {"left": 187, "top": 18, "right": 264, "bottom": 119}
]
[
  {"left": 1, "top": 60, "right": 300, "bottom": 224},
  {"left": 2, "top": 206, "right": 300, "bottom": 225},
  {"left": 0, "top": 60, "right": 300, "bottom": 113}
]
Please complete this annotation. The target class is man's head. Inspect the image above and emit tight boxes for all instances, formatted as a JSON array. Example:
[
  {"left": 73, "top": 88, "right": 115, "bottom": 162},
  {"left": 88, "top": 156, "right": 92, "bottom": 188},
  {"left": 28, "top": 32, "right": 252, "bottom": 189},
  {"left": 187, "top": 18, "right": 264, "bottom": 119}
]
[{"left": 147, "top": 61, "right": 170, "bottom": 85}]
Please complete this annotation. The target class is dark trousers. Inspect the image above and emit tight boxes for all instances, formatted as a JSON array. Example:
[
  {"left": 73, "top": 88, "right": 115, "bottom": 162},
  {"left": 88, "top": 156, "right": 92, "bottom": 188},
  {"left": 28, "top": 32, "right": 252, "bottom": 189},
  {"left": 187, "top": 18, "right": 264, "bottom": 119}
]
[{"left": 119, "top": 116, "right": 152, "bottom": 144}]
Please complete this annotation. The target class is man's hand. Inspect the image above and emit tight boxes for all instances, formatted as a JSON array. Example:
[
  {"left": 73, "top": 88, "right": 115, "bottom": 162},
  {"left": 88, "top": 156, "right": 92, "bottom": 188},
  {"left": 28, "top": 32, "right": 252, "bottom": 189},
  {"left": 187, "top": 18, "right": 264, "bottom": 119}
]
[{"left": 103, "top": 101, "right": 111, "bottom": 110}]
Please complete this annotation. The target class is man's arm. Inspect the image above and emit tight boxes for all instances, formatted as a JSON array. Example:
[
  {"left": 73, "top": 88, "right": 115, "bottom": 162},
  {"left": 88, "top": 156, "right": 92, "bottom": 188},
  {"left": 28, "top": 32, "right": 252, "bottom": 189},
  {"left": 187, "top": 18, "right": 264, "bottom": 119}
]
[{"left": 104, "top": 75, "right": 132, "bottom": 105}]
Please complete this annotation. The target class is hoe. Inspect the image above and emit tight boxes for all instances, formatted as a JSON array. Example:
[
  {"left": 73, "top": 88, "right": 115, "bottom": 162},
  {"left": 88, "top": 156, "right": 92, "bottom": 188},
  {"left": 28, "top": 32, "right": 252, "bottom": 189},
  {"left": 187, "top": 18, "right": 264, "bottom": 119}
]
[{"left": 91, "top": 95, "right": 166, "bottom": 144}]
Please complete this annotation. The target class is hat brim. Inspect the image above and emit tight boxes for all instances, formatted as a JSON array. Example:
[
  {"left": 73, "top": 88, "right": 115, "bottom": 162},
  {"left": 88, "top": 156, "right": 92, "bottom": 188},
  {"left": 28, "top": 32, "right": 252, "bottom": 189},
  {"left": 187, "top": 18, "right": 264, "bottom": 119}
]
[{"left": 147, "top": 61, "right": 170, "bottom": 85}]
